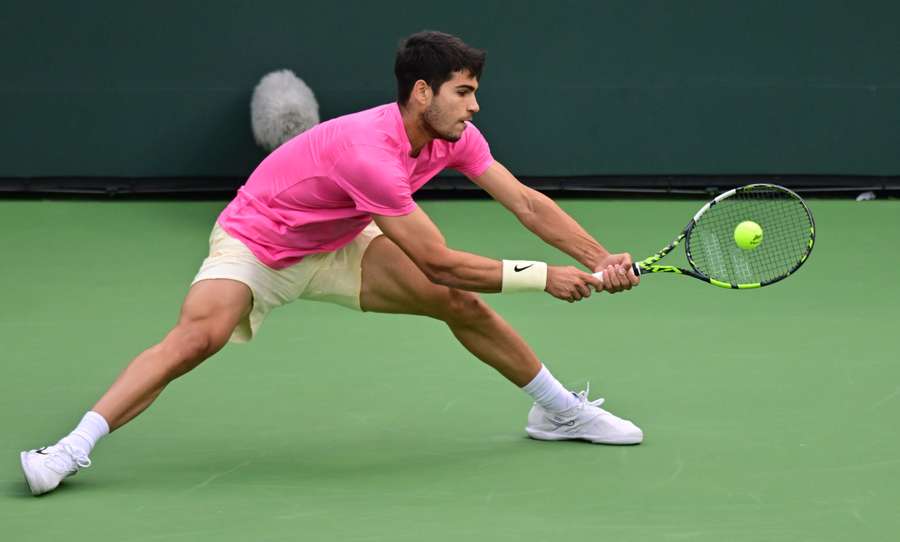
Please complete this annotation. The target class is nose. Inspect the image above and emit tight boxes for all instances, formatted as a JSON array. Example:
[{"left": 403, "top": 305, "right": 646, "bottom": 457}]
[{"left": 468, "top": 95, "right": 480, "bottom": 113}]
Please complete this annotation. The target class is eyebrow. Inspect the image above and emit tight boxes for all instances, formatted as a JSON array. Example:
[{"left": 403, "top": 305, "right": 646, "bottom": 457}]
[{"left": 455, "top": 85, "right": 477, "bottom": 92}]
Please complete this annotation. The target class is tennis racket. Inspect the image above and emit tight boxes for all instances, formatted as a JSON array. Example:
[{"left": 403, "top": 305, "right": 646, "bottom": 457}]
[{"left": 594, "top": 183, "right": 815, "bottom": 289}]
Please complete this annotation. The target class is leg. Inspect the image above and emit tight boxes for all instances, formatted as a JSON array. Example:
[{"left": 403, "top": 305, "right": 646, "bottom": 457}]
[
  {"left": 21, "top": 278, "right": 253, "bottom": 495},
  {"left": 357, "top": 236, "right": 642, "bottom": 445},
  {"left": 359, "top": 236, "right": 541, "bottom": 387},
  {"left": 92, "top": 279, "right": 252, "bottom": 431}
]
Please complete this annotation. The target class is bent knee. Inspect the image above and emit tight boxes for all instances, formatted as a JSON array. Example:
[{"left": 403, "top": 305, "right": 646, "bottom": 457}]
[
  {"left": 440, "top": 289, "right": 493, "bottom": 324},
  {"left": 164, "top": 322, "right": 229, "bottom": 363}
]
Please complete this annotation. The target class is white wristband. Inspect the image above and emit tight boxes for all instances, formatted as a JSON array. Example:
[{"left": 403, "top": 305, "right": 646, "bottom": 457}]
[{"left": 501, "top": 260, "right": 548, "bottom": 293}]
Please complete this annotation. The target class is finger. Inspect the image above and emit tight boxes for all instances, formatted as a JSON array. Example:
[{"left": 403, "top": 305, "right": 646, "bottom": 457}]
[
  {"left": 605, "top": 265, "right": 622, "bottom": 291},
  {"left": 585, "top": 273, "right": 604, "bottom": 291},
  {"left": 566, "top": 287, "right": 578, "bottom": 302},
  {"left": 575, "top": 281, "right": 591, "bottom": 298},
  {"left": 616, "top": 265, "right": 632, "bottom": 290},
  {"left": 602, "top": 266, "right": 616, "bottom": 292},
  {"left": 572, "top": 287, "right": 584, "bottom": 301},
  {"left": 627, "top": 266, "right": 641, "bottom": 286},
  {"left": 581, "top": 283, "right": 592, "bottom": 298},
  {"left": 614, "top": 265, "right": 629, "bottom": 292}
]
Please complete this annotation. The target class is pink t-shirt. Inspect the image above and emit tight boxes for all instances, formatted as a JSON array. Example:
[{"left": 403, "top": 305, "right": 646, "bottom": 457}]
[{"left": 217, "top": 103, "right": 494, "bottom": 269}]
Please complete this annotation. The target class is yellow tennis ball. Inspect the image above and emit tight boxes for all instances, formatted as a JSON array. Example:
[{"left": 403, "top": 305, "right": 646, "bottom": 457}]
[{"left": 734, "top": 221, "right": 763, "bottom": 250}]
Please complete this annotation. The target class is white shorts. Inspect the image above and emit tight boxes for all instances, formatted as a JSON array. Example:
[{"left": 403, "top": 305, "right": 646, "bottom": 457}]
[{"left": 192, "top": 222, "right": 383, "bottom": 343}]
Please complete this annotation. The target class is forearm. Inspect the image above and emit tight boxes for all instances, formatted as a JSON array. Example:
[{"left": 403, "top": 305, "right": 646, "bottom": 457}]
[
  {"left": 423, "top": 248, "right": 503, "bottom": 293},
  {"left": 518, "top": 189, "right": 609, "bottom": 269}
]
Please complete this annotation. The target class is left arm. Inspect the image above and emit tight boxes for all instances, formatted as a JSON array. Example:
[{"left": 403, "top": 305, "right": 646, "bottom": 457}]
[{"left": 470, "top": 161, "right": 638, "bottom": 290}]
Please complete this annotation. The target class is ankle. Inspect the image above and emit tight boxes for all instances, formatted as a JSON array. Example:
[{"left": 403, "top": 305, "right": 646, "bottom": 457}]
[
  {"left": 522, "top": 364, "right": 580, "bottom": 413},
  {"left": 58, "top": 411, "right": 109, "bottom": 456}
]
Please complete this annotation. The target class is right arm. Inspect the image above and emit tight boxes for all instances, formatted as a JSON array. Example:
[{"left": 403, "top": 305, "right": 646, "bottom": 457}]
[{"left": 372, "top": 207, "right": 602, "bottom": 302}]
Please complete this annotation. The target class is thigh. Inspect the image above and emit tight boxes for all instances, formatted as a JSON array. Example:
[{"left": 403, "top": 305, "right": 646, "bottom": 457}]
[
  {"left": 180, "top": 279, "right": 252, "bottom": 339},
  {"left": 193, "top": 222, "right": 309, "bottom": 342},
  {"left": 359, "top": 235, "right": 455, "bottom": 317}
]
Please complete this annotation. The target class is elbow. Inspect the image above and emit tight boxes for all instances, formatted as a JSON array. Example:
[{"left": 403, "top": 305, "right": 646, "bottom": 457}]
[
  {"left": 518, "top": 209, "right": 538, "bottom": 230},
  {"left": 515, "top": 189, "right": 542, "bottom": 228}
]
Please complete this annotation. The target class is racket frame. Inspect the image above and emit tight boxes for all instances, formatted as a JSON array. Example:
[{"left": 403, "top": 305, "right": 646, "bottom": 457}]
[{"left": 635, "top": 183, "right": 816, "bottom": 289}]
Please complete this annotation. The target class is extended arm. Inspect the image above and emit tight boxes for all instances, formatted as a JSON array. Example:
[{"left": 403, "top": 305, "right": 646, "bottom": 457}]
[
  {"left": 372, "top": 207, "right": 602, "bottom": 301},
  {"left": 373, "top": 207, "right": 502, "bottom": 292},
  {"left": 471, "top": 161, "right": 639, "bottom": 290}
]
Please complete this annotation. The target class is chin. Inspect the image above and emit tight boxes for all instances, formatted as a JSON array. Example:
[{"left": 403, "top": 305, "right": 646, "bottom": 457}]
[{"left": 442, "top": 125, "right": 465, "bottom": 142}]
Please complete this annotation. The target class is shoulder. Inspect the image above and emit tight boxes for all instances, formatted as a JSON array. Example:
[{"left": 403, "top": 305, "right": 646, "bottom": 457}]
[
  {"left": 441, "top": 121, "right": 494, "bottom": 177},
  {"left": 336, "top": 144, "right": 405, "bottom": 179},
  {"left": 329, "top": 103, "right": 405, "bottom": 149}
]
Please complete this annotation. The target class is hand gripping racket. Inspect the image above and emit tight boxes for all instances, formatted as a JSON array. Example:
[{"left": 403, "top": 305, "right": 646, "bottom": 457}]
[{"left": 594, "top": 184, "right": 815, "bottom": 289}]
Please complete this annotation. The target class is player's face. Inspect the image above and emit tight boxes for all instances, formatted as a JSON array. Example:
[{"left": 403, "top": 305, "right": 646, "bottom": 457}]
[{"left": 422, "top": 71, "right": 480, "bottom": 142}]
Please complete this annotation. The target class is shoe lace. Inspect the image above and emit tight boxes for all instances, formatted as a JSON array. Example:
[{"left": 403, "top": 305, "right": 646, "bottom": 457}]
[
  {"left": 574, "top": 382, "right": 606, "bottom": 410},
  {"left": 44, "top": 444, "right": 92, "bottom": 475}
]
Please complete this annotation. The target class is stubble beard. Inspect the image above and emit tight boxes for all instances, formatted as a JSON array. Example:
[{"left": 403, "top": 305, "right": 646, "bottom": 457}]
[{"left": 422, "top": 102, "right": 462, "bottom": 142}]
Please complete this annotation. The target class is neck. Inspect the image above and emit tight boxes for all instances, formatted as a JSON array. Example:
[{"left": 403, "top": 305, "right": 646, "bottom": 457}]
[{"left": 398, "top": 103, "right": 433, "bottom": 157}]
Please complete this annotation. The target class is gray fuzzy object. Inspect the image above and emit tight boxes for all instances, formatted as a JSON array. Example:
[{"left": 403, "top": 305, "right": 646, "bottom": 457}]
[{"left": 251, "top": 69, "right": 319, "bottom": 151}]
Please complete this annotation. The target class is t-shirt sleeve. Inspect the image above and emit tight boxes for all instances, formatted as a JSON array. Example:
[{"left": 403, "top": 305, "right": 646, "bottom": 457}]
[
  {"left": 332, "top": 146, "right": 417, "bottom": 216},
  {"left": 448, "top": 122, "right": 494, "bottom": 178}
]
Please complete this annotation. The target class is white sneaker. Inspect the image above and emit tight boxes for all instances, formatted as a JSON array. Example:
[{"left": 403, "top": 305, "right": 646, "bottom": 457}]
[
  {"left": 20, "top": 444, "right": 92, "bottom": 496},
  {"left": 525, "top": 387, "right": 643, "bottom": 445}
]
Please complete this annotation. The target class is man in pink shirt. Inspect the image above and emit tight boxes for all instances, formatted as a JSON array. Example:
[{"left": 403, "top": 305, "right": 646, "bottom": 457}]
[{"left": 21, "top": 31, "right": 642, "bottom": 496}]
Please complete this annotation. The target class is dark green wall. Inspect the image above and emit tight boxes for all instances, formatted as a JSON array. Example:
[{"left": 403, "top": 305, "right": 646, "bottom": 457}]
[{"left": 2, "top": 1, "right": 898, "bottom": 178}]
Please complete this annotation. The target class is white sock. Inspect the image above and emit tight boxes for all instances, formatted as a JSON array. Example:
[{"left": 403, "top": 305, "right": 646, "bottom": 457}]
[
  {"left": 522, "top": 364, "right": 579, "bottom": 413},
  {"left": 58, "top": 411, "right": 109, "bottom": 456}
]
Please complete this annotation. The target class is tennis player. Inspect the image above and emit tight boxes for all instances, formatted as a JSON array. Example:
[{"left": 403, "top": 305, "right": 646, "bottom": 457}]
[{"left": 20, "top": 31, "right": 641, "bottom": 496}]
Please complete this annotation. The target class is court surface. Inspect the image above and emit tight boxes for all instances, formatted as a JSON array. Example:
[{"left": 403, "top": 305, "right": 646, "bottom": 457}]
[{"left": 2, "top": 198, "right": 898, "bottom": 541}]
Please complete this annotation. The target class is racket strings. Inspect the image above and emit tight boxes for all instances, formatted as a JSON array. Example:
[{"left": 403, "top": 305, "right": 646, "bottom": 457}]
[{"left": 688, "top": 186, "right": 813, "bottom": 285}]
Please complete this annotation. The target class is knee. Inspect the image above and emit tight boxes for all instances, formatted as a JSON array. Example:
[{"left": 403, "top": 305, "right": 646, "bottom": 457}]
[
  {"left": 441, "top": 289, "right": 493, "bottom": 324},
  {"left": 158, "top": 323, "right": 225, "bottom": 376}
]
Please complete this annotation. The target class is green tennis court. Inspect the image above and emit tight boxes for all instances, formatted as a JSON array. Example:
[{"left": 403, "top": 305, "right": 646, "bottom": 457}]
[{"left": 2, "top": 198, "right": 898, "bottom": 541}]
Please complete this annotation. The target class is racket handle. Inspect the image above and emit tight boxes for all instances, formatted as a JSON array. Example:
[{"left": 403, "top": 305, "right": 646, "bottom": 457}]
[{"left": 592, "top": 262, "right": 642, "bottom": 283}]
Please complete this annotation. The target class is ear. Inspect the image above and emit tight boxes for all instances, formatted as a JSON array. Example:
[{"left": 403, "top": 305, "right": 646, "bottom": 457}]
[{"left": 412, "top": 79, "right": 433, "bottom": 106}]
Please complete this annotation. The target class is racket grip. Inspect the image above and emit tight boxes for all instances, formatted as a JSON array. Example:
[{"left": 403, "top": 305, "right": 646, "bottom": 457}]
[{"left": 592, "top": 262, "right": 642, "bottom": 283}]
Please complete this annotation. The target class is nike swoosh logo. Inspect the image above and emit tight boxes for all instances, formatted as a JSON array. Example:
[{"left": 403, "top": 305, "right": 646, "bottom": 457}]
[
  {"left": 514, "top": 264, "right": 534, "bottom": 272},
  {"left": 546, "top": 417, "right": 576, "bottom": 429},
  {"left": 34, "top": 447, "right": 48, "bottom": 455}
]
